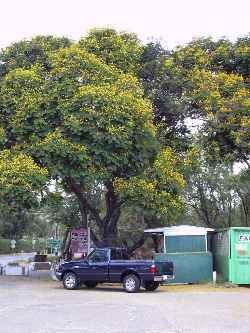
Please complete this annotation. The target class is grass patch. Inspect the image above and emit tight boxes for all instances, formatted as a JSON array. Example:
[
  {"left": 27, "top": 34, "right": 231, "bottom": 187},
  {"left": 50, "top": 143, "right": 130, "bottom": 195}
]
[{"left": 160, "top": 283, "right": 250, "bottom": 292}]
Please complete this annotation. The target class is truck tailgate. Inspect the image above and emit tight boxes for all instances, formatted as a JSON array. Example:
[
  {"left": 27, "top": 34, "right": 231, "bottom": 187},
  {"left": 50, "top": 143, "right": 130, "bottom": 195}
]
[{"left": 155, "top": 261, "right": 174, "bottom": 277}]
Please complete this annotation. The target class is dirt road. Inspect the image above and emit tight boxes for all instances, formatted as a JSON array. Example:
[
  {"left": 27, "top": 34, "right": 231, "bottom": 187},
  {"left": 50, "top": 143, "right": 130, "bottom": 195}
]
[{"left": 0, "top": 276, "right": 249, "bottom": 333}]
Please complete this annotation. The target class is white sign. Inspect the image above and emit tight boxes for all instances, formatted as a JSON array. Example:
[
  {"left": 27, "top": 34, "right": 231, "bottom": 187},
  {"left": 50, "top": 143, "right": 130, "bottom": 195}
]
[
  {"left": 10, "top": 239, "right": 16, "bottom": 249},
  {"left": 32, "top": 239, "right": 36, "bottom": 249},
  {"left": 239, "top": 234, "right": 250, "bottom": 242}
]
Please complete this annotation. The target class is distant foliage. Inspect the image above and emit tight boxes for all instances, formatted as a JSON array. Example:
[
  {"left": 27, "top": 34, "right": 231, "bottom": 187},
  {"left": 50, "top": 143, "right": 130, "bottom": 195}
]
[{"left": 166, "top": 36, "right": 250, "bottom": 163}]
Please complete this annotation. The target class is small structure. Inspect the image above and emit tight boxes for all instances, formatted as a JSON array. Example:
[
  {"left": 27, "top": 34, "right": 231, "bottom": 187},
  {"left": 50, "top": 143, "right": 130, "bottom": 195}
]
[
  {"left": 32, "top": 254, "right": 51, "bottom": 271},
  {"left": 145, "top": 225, "right": 214, "bottom": 284},
  {"left": 213, "top": 227, "right": 250, "bottom": 284}
]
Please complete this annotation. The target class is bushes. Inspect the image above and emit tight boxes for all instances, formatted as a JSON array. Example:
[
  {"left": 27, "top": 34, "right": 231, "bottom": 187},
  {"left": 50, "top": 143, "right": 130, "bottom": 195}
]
[
  {"left": 18, "top": 239, "right": 46, "bottom": 253},
  {"left": 0, "top": 238, "right": 46, "bottom": 254},
  {"left": 0, "top": 238, "right": 10, "bottom": 254},
  {"left": 17, "top": 239, "right": 33, "bottom": 252}
]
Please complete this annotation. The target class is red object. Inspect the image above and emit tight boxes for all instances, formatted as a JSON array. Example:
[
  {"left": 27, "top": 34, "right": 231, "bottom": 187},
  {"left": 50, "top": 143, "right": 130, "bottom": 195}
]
[
  {"left": 70, "top": 228, "right": 89, "bottom": 257},
  {"left": 150, "top": 264, "right": 157, "bottom": 273}
]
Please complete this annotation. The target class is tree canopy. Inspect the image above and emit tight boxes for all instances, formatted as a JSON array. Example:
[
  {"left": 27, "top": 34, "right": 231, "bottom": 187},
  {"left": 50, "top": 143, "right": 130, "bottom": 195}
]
[
  {"left": 0, "top": 33, "right": 187, "bottom": 247},
  {"left": 0, "top": 29, "right": 249, "bottom": 250},
  {"left": 79, "top": 28, "right": 143, "bottom": 75}
]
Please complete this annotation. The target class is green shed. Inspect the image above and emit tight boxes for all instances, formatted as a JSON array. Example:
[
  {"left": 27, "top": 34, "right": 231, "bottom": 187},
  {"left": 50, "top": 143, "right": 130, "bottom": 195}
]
[
  {"left": 213, "top": 227, "right": 250, "bottom": 284},
  {"left": 145, "top": 225, "right": 214, "bottom": 284}
]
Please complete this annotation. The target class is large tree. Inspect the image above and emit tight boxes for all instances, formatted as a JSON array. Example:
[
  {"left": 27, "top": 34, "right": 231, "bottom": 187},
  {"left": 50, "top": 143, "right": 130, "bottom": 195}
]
[{"left": 0, "top": 37, "right": 186, "bottom": 247}]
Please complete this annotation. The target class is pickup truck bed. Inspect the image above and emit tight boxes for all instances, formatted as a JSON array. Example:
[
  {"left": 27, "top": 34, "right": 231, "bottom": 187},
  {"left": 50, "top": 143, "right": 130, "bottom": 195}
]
[{"left": 55, "top": 248, "right": 174, "bottom": 292}]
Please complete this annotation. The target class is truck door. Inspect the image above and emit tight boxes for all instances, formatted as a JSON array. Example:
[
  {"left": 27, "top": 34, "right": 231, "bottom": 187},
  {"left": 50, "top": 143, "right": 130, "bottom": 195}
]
[{"left": 87, "top": 249, "right": 109, "bottom": 281}]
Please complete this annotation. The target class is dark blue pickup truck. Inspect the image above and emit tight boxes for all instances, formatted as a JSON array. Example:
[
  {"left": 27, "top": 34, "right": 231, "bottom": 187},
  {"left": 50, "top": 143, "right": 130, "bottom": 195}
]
[{"left": 55, "top": 248, "right": 174, "bottom": 292}]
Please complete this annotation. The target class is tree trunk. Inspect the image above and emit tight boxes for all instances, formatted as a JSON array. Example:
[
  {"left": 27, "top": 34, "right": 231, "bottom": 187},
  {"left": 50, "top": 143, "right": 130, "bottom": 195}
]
[
  {"left": 61, "top": 227, "right": 71, "bottom": 259},
  {"left": 71, "top": 187, "right": 88, "bottom": 228},
  {"left": 102, "top": 207, "right": 121, "bottom": 246},
  {"left": 65, "top": 178, "right": 126, "bottom": 249},
  {"left": 99, "top": 182, "right": 122, "bottom": 246}
]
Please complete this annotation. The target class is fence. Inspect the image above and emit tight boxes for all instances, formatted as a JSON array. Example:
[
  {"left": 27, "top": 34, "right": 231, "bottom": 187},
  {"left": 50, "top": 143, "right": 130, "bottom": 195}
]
[{"left": 0, "top": 238, "right": 46, "bottom": 254}]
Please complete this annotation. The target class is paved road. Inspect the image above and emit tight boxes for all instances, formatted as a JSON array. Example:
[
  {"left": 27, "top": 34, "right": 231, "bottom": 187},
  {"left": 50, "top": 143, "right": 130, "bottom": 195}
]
[
  {"left": 0, "top": 253, "right": 35, "bottom": 266},
  {"left": 0, "top": 277, "right": 250, "bottom": 333}
]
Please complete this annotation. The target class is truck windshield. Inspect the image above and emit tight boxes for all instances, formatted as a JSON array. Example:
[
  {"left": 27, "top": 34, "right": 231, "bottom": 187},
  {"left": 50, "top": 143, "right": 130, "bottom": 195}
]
[{"left": 88, "top": 250, "right": 109, "bottom": 263}]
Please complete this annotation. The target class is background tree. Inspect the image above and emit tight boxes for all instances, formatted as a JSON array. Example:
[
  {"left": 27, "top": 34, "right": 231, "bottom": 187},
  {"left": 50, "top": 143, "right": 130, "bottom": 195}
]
[
  {"left": 232, "top": 169, "right": 250, "bottom": 226},
  {"left": 167, "top": 36, "right": 250, "bottom": 164}
]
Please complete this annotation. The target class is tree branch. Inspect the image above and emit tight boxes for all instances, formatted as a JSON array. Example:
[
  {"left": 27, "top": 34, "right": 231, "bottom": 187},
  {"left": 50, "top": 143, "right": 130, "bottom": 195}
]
[
  {"left": 127, "top": 233, "right": 148, "bottom": 255},
  {"left": 64, "top": 177, "right": 103, "bottom": 228}
]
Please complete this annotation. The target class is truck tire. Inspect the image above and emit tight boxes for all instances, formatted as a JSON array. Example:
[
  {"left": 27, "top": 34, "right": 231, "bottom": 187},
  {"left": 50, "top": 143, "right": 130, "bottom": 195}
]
[
  {"left": 84, "top": 281, "right": 98, "bottom": 289},
  {"left": 63, "top": 272, "right": 79, "bottom": 290},
  {"left": 143, "top": 281, "right": 159, "bottom": 291},
  {"left": 123, "top": 274, "right": 140, "bottom": 293}
]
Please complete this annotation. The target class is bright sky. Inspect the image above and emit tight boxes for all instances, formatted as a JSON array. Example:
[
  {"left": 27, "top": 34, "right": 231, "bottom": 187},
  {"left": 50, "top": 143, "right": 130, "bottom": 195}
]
[{"left": 1, "top": 0, "right": 249, "bottom": 49}]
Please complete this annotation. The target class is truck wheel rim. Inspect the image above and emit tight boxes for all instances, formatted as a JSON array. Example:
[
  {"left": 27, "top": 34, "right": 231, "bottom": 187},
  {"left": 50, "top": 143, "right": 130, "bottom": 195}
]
[
  {"left": 65, "top": 275, "right": 76, "bottom": 288},
  {"left": 125, "top": 277, "right": 136, "bottom": 291}
]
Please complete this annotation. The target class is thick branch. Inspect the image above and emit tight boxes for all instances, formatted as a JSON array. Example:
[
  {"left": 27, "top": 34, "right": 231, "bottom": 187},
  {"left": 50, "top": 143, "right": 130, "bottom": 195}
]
[
  {"left": 127, "top": 234, "right": 148, "bottom": 255},
  {"left": 90, "top": 229, "right": 101, "bottom": 247},
  {"left": 65, "top": 177, "right": 103, "bottom": 228}
]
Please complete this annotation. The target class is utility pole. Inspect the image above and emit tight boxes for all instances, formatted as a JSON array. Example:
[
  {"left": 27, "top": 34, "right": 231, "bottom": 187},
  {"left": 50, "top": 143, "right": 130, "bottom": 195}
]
[{"left": 87, "top": 213, "right": 91, "bottom": 255}]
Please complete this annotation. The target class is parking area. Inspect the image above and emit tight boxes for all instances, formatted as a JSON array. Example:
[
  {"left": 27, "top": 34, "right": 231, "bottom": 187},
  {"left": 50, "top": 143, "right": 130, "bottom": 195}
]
[{"left": 0, "top": 276, "right": 250, "bottom": 333}]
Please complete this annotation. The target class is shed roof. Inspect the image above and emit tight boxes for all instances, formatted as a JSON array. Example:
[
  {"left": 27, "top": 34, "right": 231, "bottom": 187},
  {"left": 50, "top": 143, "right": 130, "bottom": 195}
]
[
  {"left": 215, "top": 227, "right": 250, "bottom": 232},
  {"left": 144, "top": 225, "right": 214, "bottom": 236}
]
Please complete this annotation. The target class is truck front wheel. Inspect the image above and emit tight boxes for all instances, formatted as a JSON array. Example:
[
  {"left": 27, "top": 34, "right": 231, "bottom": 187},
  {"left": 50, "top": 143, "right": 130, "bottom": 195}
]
[
  {"left": 63, "top": 272, "right": 79, "bottom": 290},
  {"left": 143, "top": 281, "right": 159, "bottom": 291},
  {"left": 123, "top": 274, "right": 140, "bottom": 293}
]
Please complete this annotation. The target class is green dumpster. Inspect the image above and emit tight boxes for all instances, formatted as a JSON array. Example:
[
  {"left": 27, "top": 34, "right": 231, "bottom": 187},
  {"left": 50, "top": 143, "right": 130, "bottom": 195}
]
[{"left": 213, "top": 227, "right": 250, "bottom": 284}]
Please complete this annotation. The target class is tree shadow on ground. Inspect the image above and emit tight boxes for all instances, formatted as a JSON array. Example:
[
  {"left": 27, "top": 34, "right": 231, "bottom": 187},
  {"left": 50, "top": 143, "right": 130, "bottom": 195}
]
[{"left": 52, "top": 283, "right": 164, "bottom": 293}]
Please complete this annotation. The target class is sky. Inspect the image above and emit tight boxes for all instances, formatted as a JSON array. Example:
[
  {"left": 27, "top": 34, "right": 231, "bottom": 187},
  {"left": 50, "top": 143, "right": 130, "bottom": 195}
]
[{"left": 1, "top": 0, "right": 249, "bottom": 50}]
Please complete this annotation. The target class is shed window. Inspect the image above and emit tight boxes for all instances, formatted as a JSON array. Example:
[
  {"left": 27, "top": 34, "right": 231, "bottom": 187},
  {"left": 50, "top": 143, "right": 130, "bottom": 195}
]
[{"left": 165, "top": 235, "right": 206, "bottom": 253}]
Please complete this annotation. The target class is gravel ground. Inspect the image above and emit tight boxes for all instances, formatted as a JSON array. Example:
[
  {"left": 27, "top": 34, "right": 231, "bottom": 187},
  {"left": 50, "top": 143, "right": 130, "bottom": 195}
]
[{"left": 0, "top": 276, "right": 250, "bottom": 333}]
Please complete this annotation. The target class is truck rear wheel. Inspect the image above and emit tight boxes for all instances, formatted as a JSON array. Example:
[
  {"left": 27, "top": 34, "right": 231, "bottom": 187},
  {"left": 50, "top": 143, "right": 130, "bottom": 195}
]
[
  {"left": 143, "top": 281, "right": 159, "bottom": 291},
  {"left": 123, "top": 274, "right": 140, "bottom": 293}
]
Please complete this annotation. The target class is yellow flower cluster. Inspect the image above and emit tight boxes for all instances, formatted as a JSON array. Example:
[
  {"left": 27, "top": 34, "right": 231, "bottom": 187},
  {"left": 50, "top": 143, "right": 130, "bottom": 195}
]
[{"left": 0, "top": 150, "right": 47, "bottom": 190}]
